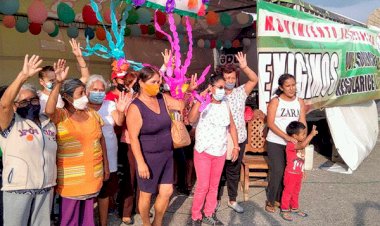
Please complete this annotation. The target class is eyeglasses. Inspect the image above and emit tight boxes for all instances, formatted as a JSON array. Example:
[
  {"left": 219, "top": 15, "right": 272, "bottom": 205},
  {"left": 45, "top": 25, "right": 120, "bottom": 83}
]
[{"left": 15, "top": 97, "right": 40, "bottom": 108}]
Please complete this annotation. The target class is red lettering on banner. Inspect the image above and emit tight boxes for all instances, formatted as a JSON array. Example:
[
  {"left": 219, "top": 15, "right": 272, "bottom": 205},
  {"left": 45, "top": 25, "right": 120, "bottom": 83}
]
[
  {"left": 317, "top": 26, "right": 325, "bottom": 38},
  {"left": 310, "top": 25, "right": 317, "bottom": 37},
  {"left": 324, "top": 26, "right": 331, "bottom": 38},
  {"left": 332, "top": 27, "right": 337, "bottom": 38},
  {"left": 305, "top": 24, "right": 311, "bottom": 37},
  {"left": 265, "top": 16, "right": 275, "bottom": 31},
  {"left": 292, "top": 21, "right": 296, "bottom": 35},
  {"left": 298, "top": 24, "right": 304, "bottom": 36},
  {"left": 277, "top": 18, "right": 284, "bottom": 32},
  {"left": 284, "top": 20, "right": 290, "bottom": 33}
]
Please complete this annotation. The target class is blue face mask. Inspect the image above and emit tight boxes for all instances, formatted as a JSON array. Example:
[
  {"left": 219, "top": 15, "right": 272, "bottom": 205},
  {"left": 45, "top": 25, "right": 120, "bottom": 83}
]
[
  {"left": 16, "top": 104, "right": 41, "bottom": 121},
  {"left": 213, "top": 88, "right": 225, "bottom": 101},
  {"left": 89, "top": 91, "right": 106, "bottom": 104},
  {"left": 225, "top": 82, "right": 235, "bottom": 90},
  {"left": 45, "top": 82, "right": 54, "bottom": 91}
]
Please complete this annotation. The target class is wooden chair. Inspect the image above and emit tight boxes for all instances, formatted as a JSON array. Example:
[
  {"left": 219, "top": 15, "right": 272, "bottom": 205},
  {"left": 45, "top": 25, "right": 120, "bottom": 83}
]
[{"left": 240, "top": 109, "right": 269, "bottom": 201}]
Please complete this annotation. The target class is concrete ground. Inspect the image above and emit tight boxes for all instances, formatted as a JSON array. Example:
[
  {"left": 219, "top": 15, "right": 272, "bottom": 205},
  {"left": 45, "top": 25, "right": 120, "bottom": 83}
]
[{"left": 107, "top": 135, "right": 380, "bottom": 226}]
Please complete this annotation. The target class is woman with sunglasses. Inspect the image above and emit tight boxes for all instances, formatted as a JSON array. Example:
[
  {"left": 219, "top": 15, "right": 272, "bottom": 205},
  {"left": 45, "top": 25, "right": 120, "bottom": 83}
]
[{"left": 0, "top": 55, "right": 57, "bottom": 226}]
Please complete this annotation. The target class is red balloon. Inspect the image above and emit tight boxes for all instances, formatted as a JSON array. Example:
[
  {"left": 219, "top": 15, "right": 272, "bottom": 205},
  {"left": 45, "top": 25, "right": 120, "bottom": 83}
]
[
  {"left": 82, "top": 5, "right": 98, "bottom": 25},
  {"left": 155, "top": 31, "right": 165, "bottom": 39},
  {"left": 96, "top": 27, "right": 106, "bottom": 40},
  {"left": 156, "top": 10, "right": 166, "bottom": 26},
  {"left": 29, "top": 23, "right": 42, "bottom": 35},
  {"left": 210, "top": 40, "right": 216, "bottom": 49},
  {"left": 140, "top": 25, "right": 148, "bottom": 35},
  {"left": 3, "top": 15, "right": 16, "bottom": 28},
  {"left": 232, "top": 39, "right": 241, "bottom": 48}
]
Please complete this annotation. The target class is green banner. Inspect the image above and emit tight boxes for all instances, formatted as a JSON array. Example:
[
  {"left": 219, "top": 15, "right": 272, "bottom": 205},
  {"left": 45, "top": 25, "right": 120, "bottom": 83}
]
[{"left": 257, "top": 0, "right": 380, "bottom": 112}]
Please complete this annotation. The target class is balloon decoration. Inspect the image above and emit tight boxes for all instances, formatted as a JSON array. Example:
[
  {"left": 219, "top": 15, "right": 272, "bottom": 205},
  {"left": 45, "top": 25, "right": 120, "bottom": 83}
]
[
  {"left": 57, "top": 2, "right": 75, "bottom": 24},
  {"left": 103, "top": 8, "right": 112, "bottom": 24},
  {"left": 206, "top": 11, "right": 219, "bottom": 26},
  {"left": 29, "top": 23, "right": 42, "bottom": 35},
  {"left": 136, "top": 7, "right": 151, "bottom": 24},
  {"left": 49, "top": 24, "right": 59, "bottom": 37},
  {"left": 2, "top": 15, "right": 16, "bottom": 28},
  {"left": 220, "top": 12, "right": 232, "bottom": 27},
  {"left": 0, "top": 0, "right": 20, "bottom": 15},
  {"left": 173, "top": 14, "right": 181, "bottom": 25},
  {"left": 224, "top": 40, "right": 232, "bottom": 49},
  {"left": 147, "top": 24, "right": 155, "bottom": 35},
  {"left": 96, "top": 27, "right": 106, "bottom": 40},
  {"left": 216, "top": 40, "right": 223, "bottom": 49},
  {"left": 155, "top": 30, "right": 165, "bottom": 39},
  {"left": 204, "top": 40, "right": 210, "bottom": 48},
  {"left": 130, "top": 24, "right": 141, "bottom": 36},
  {"left": 27, "top": 0, "right": 48, "bottom": 24},
  {"left": 84, "top": 27, "right": 95, "bottom": 40},
  {"left": 126, "top": 8, "right": 139, "bottom": 24},
  {"left": 210, "top": 40, "right": 216, "bottom": 48},
  {"left": 232, "top": 39, "right": 241, "bottom": 48},
  {"left": 155, "top": 10, "right": 166, "bottom": 26},
  {"left": 140, "top": 24, "right": 148, "bottom": 34},
  {"left": 236, "top": 12, "right": 251, "bottom": 25},
  {"left": 124, "top": 26, "right": 131, "bottom": 36},
  {"left": 15, "top": 17, "right": 29, "bottom": 33},
  {"left": 42, "top": 21, "right": 55, "bottom": 33},
  {"left": 67, "top": 26, "right": 79, "bottom": 38},
  {"left": 82, "top": 4, "right": 98, "bottom": 25},
  {"left": 243, "top": 38, "right": 251, "bottom": 47},
  {"left": 197, "top": 39, "right": 204, "bottom": 48},
  {"left": 182, "top": 16, "right": 195, "bottom": 26}
]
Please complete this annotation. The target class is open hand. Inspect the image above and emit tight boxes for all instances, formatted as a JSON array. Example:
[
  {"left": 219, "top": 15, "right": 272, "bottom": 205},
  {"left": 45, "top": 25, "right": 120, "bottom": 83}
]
[
  {"left": 187, "top": 73, "right": 199, "bottom": 92},
  {"left": 115, "top": 91, "right": 132, "bottom": 113},
  {"left": 53, "top": 59, "right": 69, "bottom": 83},
  {"left": 69, "top": 39, "right": 83, "bottom": 58},
  {"left": 235, "top": 52, "right": 247, "bottom": 69},
  {"left": 161, "top": 49, "right": 172, "bottom": 66},
  {"left": 20, "top": 54, "right": 43, "bottom": 79}
]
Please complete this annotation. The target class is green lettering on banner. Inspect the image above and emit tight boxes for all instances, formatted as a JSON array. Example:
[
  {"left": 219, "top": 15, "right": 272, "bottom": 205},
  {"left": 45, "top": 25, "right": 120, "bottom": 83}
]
[{"left": 257, "top": 0, "right": 380, "bottom": 112}]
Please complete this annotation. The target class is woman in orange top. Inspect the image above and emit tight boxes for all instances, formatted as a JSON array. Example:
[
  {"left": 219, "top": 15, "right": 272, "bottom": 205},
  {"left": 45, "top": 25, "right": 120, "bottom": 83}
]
[{"left": 45, "top": 60, "right": 109, "bottom": 226}]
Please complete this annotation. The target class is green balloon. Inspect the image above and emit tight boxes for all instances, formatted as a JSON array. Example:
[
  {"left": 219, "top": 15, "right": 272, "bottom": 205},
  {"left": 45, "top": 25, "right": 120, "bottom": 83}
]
[
  {"left": 147, "top": 25, "right": 155, "bottom": 35},
  {"left": 216, "top": 40, "right": 223, "bottom": 49},
  {"left": 57, "top": 2, "right": 75, "bottom": 24},
  {"left": 15, "top": 17, "right": 28, "bottom": 33},
  {"left": 220, "top": 12, "right": 232, "bottom": 27},
  {"left": 49, "top": 24, "right": 59, "bottom": 37},
  {"left": 126, "top": 8, "right": 139, "bottom": 24},
  {"left": 124, "top": 26, "right": 131, "bottom": 36}
]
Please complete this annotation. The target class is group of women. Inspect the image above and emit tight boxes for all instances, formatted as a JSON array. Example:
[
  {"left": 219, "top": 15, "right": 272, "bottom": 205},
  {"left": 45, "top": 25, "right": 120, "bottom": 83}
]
[{"left": 0, "top": 37, "right": 307, "bottom": 226}]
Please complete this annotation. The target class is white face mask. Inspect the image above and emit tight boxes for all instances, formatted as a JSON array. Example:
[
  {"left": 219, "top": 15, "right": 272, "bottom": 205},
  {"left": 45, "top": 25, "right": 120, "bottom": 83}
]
[
  {"left": 73, "top": 95, "right": 89, "bottom": 110},
  {"left": 213, "top": 87, "right": 226, "bottom": 101}
]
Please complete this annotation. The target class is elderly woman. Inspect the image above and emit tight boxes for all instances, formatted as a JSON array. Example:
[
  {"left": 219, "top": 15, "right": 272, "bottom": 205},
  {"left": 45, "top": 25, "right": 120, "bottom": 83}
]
[
  {"left": 45, "top": 61, "right": 109, "bottom": 226},
  {"left": 86, "top": 74, "right": 130, "bottom": 226},
  {"left": 0, "top": 55, "right": 57, "bottom": 226},
  {"left": 127, "top": 66, "right": 193, "bottom": 226}
]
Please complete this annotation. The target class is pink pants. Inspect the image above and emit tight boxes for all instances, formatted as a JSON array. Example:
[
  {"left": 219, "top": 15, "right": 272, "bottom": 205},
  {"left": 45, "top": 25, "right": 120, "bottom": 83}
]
[
  {"left": 192, "top": 151, "right": 226, "bottom": 220},
  {"left": 281, "top": 172, "right": 303, "bottom": 211}
]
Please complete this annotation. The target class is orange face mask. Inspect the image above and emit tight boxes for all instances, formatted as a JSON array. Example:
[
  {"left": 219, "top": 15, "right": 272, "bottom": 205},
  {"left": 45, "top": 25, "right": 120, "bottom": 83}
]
[{"left": 144, "top": 84, "right": 160, "bottom": 96}]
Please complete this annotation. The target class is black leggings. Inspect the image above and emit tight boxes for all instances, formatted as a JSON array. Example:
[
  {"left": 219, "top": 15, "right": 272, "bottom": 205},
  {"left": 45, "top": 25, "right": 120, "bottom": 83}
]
[{"left": 266, "top": 141, "right": 286, "bottom": 204}]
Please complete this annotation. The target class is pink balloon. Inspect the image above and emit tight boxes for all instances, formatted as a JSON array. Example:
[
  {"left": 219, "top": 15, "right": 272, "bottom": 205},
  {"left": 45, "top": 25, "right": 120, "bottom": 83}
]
[
  {"left": 3, "top": 15, "right": 16, "bottom": 28},
  {"left": 27, "top": 0, "right": 48, "bottom": 24},
  {"left": 103, "top": 8, "right": 111, "bottom": 24}
]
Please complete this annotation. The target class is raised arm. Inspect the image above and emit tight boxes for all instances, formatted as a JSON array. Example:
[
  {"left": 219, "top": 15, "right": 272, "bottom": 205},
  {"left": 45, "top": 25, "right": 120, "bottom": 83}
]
[
  {"left": 45, "top": 59, "right": 69, "bottom": 118},
  {"left": 0, "top": 55, "right": 43, "bottom": 130},
  {"left": 160, "top": 49, "right": 172, "bottom": 73},
  {"left": 298, "top": 98, "right": 307, "bottom": 128},
  {"left": 69, "top": 39, "right": 90, "bottom": 83},
  {"left": 235, "top": 52, "right": 258, "bottom": 95},
  {"left": 112, "top": 91, "right": 132, "bottom": 126},
  {"left": 126, "top": 104, "right": 150, "bottom": 179}
]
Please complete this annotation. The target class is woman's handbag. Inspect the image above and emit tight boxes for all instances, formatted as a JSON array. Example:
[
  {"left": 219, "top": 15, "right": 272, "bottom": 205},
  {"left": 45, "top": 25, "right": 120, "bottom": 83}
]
[{"left": 163, "top": 95, "right": 191, "bottom": 149}]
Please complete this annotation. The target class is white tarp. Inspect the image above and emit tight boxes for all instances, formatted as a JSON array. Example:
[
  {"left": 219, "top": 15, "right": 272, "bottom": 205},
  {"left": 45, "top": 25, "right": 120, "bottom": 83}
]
[{"left": 325, "top": 101, "right": 378, "bottom": 171}]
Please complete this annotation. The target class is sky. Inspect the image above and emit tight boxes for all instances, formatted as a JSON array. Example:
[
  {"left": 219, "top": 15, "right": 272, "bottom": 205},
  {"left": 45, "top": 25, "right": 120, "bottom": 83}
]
[{"left": 304, "top": 0, "right": 380, "bottom": 23}]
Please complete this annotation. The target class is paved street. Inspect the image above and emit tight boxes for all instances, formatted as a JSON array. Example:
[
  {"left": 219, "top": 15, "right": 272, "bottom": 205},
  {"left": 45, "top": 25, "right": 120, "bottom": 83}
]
[{"left": 109, "top": 134, "right": 380, "bottom": 226}]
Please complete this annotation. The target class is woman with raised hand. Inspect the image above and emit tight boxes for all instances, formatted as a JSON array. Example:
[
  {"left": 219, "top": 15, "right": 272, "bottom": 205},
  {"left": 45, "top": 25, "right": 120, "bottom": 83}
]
[
  {"left": 45, "top": 61, "right": 109, "bottom": 226},
  {"left": 0, "top": 55, "right": 57, "bottom": 226},
  {"left": 126, "top": 66, "right": 186, "bottom": 226},
  {"left": 85, "top": 74, "right": 130, "bottom": 226}
]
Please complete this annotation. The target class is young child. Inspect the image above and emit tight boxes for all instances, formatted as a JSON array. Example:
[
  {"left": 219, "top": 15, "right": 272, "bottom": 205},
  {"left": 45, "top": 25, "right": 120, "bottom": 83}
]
[{"left": 280, "top": 121, "right": 318, "bottom": 221}]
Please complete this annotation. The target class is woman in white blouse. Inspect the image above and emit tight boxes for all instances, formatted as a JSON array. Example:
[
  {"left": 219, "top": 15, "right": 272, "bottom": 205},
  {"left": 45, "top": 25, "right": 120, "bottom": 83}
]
[{"left": 188, "top": 74, "right": 239, "bottom": 226}]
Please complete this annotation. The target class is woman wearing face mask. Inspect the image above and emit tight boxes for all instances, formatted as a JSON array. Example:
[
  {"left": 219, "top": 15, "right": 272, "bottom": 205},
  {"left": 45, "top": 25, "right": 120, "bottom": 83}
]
[
  {"left": 0, "top": 55, "right": 57, "bottom": 226},
  {"left": 126, "top": 66, "right": 186, "bottom": 226},
  {"left": 86, "top": 75, "right": 130, "bottom": 226},
  {"left": 265, "top": 73, "right": 306, "bottom": 213},
  {"left": 37, "top": 39, "right": 90, "bottom": 113},
  {"left": 45, "top": 62, "right": 109, "bottom": 226},
  {"left": 188, "top": 74, "right": 239, "bottom": 226}
]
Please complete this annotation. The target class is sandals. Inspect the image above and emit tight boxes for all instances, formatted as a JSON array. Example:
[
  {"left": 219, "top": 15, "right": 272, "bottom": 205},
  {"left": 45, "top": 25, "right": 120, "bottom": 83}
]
[
  {"left": 291, "top": 209, "right": 308, "bottom": 217},
  {"left": 280, "top": 211, "right": 293, "bottom": 221},
  {"left": 121, "top": 217, "right": 134, "bottom": 225},
  {"left": 265, "top": 201, "right": 275, "bottom": 213}
]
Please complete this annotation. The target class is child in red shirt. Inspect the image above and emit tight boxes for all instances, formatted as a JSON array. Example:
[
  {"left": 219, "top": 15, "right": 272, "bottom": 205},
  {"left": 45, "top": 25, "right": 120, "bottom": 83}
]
[{"left": 280, "top": 121, "right": 318, "bottom": 221}]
